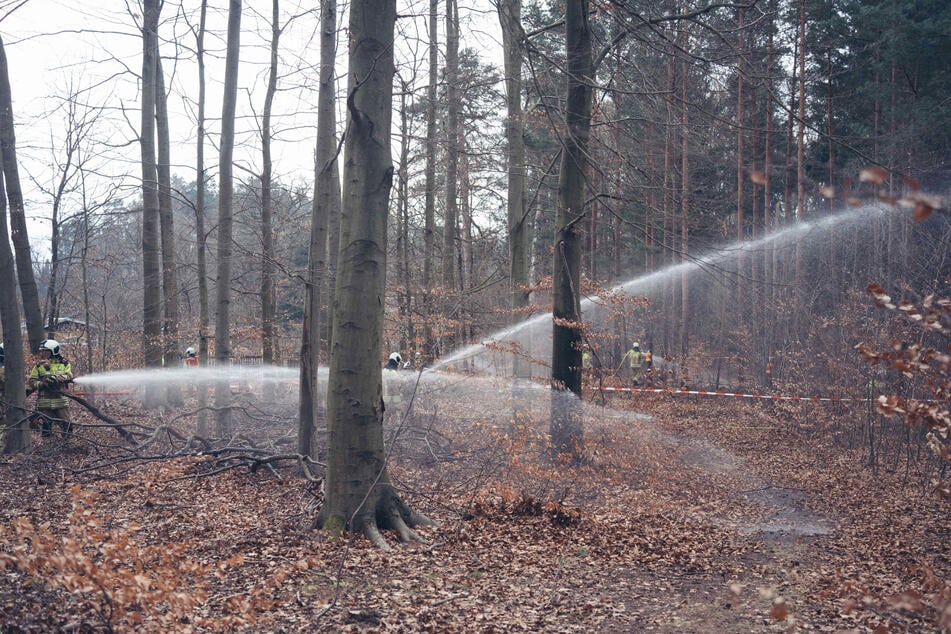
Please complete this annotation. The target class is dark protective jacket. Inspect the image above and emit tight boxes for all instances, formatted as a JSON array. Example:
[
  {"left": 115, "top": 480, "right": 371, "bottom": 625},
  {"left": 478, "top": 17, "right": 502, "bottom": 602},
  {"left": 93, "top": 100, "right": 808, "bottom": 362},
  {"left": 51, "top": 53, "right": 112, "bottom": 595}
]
[{"left": 29, "top": 357, "right": 73, "bottom": 410}]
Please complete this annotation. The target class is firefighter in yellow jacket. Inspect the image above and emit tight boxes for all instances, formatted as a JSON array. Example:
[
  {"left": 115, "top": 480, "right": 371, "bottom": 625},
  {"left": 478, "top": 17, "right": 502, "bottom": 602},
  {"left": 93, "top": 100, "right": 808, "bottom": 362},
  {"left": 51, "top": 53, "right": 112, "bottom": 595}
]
[
  {"left": 28, "top": 339, "right": 74, "bottom": 437},
  {"left": 619, "top": 342, "right": 645, "bottom": 386}
]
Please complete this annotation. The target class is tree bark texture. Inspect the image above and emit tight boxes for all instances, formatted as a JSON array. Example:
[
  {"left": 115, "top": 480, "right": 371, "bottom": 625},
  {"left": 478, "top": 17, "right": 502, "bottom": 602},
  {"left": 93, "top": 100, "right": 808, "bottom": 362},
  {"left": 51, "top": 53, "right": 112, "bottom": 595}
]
[
  {"left": 156, "top": 55, "right": 181, "bottom": 406},
  {"left": 140, "top": 0, "right": 164, "bottom": 388},
  {"left": 299, "top": 0, "right": 339, "bottom": 459},
  {"left": 261, "top": 0, "right": 280, "bottom": 369},
  {"left": 442, "top": 0, "right": 460, "bottom": 293},
  {"left": 215, "top": 0, "right": 242, "bottom": 436},
  {"left": 0, "top": 146, "right": 28, "bottom": 454},
  {"left": 314, "top": 0, "right": 433, "bottom": 549},
  {"left": 0, "top": 36, "right": 43, "bottom": 351},
  {"left": 498, "top": 0, "right": 531, "bottom": 383},
  {"left": 550, "top": 0, "right": 592, "bottom": 461},
  {"left": 195, "top": 0, "right": 210, "bottom": 436},
  {"left": 421, "top": 0, "right": 438, "bottom": 362}
]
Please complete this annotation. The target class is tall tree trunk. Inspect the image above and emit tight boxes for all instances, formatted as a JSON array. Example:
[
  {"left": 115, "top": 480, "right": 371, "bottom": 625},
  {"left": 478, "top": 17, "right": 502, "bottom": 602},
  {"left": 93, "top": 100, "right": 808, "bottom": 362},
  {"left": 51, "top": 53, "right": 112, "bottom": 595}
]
[
  {"left": 0, "top": 146, "right": 28, "bottom": 454},
  {"left": 299, "top": 0, "right": 339, "bottom": 459},
  {"left": 156, "top": 56, "right": 182, "bottom": 405},
  {"left": 460, "top": 147, "right": 473, "bottom": 344},
  {"left": 645, "top": 139, "right": 655, "bottom": 274},
  {"left": 79, "top": 180, "right": 95, "bottom": 377},
  {"left": 795, "top": 0, "right": 806, "bottom": 307},
  {"left": 261, "top": 0, "right": 280, "bottom": 372},
  {"left": 586, "top": 133, "right": 599, "bottom": 281},
  {"left": 195, "top": 0, "right": 210, "bottom": 435},
  {"left": 735, "top": 8, "right": 745, "bottom": 305},
  {"left": 680, "top": 9, "right": 690, "bottom": 358},
  {"left": 140, "top": 0, "right": 164, "bottom": 407},
  {"left": 0, "top": 36, "right": 43, "bottom": 351},
  {"left": 550, "top": 0, "right": 592, "bottom": 462},
  {"left": 765, "top": 0, "right": 774, "bottom": 302},
  {"left": 396, "top": 84, "right": 412, "bottom": 353},
  {"left": 314, "top": 0, "right": 434, "bottom": 549},
  {"left": 662, "top": 47, "right": 674, "bottom": 355},
  {"left": 498, "top": 0, "right": 531, "bottom": 385},
  {"left": 422, "top": 0, "right": 438, "bottom": 363},
  {"left": 442, "top": 0, "right": 460, "bottom": 293},
  {"left": 215, "top": 0, "right": 242, "bottom": 437}
]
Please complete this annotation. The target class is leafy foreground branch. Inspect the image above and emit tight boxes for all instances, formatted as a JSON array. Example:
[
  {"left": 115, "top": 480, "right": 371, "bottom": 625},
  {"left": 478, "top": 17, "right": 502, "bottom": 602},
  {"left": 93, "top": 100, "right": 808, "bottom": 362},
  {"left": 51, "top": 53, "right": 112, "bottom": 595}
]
[{"left": 858, "top": 282, "right": 951, "bottom": 498}]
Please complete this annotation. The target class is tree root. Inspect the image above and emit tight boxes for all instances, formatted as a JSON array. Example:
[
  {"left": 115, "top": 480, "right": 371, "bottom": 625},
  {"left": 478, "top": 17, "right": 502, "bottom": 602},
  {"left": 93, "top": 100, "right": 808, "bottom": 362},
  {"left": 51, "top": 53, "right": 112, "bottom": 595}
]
[{"left": 315, "top": 486, "right": 437, "bottom": 551}]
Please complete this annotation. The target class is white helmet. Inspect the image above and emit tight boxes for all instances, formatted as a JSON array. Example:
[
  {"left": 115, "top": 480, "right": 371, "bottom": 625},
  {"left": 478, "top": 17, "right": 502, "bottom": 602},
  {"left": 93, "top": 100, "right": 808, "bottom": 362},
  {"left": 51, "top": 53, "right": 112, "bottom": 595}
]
[
  {"left": 388, "top": 352, "right": 402, "bottom": 365},
  {"left": 39, "top": 339, "right": 61, "bottom": 356},
  {"left": 185, "top": 346, "right": 196, "bottom": 357},
  {"left": 632, "top": 342, "right": 640, "bottom": 350}
]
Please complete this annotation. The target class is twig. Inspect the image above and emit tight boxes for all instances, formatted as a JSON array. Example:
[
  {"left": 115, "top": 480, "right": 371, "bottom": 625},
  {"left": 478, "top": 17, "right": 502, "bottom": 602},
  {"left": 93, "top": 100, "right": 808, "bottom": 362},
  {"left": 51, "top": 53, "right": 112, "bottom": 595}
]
[{"left": 63, "top": 392, "right": 137, "bottom": 444}]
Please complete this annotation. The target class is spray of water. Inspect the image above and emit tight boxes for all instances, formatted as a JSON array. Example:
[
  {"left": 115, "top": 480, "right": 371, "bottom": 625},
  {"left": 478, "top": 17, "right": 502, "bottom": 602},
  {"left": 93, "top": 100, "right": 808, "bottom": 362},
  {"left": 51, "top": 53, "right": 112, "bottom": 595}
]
[
  {"left": 431, "top": 203, "right": 898, "bottom": 376},
  {"left": 74, "top": 365, "right": 306, "bottom": 389},
  {"left": 76, "top": 200, "right": 908, "bottom": 412}
]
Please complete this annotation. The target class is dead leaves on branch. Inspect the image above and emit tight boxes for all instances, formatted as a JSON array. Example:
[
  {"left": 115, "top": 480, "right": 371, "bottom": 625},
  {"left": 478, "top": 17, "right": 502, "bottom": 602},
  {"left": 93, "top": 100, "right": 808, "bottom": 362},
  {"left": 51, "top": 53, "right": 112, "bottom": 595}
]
[
  {"left": 818, "top": 166, "right": 945, "bottom": 220},
  {"left": 859, "top": 282, "right": 951, "bottom": 486}
]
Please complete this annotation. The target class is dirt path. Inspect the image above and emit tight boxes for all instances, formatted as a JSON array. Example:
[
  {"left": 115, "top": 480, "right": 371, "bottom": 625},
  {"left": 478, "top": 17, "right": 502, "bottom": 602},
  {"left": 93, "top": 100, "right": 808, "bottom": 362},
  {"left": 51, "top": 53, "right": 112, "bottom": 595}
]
[{"left": 601, "top": 422, "right": 836, "bottom": 631}]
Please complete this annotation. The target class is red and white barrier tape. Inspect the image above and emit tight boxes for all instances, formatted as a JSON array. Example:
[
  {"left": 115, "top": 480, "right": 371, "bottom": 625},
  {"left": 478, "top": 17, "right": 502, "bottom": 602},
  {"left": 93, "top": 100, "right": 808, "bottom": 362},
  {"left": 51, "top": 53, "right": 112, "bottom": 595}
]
[
  {"left": 593, "top": 386, "right": 871, "bottom": 402},
  {"left": 513, "top": 381, "right": 878, "bottom": 402}
]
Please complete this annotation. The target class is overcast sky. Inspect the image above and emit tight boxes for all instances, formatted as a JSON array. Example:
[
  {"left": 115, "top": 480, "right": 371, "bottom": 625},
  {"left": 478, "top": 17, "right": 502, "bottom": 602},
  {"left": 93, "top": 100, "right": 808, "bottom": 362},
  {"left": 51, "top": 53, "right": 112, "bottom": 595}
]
[{"left": 0, "top": 0, "right": 504, "bottom": 250}]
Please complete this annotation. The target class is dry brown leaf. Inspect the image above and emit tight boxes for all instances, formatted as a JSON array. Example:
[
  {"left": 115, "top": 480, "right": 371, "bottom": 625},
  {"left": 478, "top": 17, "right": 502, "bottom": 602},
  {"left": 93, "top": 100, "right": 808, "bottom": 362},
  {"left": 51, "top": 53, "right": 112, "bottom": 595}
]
[
  {"left": 770, "top": 599, "right": 788, "bottom": 622},
  {"left": 912, "top": 201, "right": 933, "bottom": 221},
  {"left": 860, "top": 166, "right": 889, "bottom": 185}
]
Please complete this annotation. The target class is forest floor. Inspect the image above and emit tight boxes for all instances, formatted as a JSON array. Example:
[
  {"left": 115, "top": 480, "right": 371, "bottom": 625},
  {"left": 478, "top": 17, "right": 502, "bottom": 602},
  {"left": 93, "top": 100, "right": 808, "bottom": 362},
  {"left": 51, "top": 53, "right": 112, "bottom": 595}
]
[{"left": 0, "top": 388, "right": 949, "bottom": 633}]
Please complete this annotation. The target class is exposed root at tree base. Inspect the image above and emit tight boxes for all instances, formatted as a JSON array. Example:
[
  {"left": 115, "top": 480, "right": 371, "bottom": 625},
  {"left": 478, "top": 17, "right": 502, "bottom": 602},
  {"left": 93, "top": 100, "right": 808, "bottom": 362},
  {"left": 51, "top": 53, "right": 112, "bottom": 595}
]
[{"left": 313, "top": 487, "right": 437, "bottom": 551}]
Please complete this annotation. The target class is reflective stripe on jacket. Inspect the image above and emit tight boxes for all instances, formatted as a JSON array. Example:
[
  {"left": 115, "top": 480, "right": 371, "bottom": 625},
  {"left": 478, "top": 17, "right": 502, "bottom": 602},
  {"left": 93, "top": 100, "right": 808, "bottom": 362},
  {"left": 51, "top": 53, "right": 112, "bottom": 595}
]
[
  {"left": 625, "top": 350, "right": 643, "bottom": 369},
  {"left": 30, "top": 359, "right": 72, "bottom": 410}
]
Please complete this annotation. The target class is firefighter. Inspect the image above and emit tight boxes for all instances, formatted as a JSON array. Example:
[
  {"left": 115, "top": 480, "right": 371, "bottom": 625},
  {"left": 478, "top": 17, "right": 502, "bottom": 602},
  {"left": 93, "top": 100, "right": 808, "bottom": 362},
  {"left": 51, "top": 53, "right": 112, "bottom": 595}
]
[
  {"left": 619, "top": 342, "right": 645, "bottom": 386},
  {"left": 28, "top": 339, "right": 74, "bottom": 437},
  {"left": 382, "top": 352, "right": 403, "bottom": 422},
  {"left": 643, "top": 349, "right": 654, "bottom": 385},
  {"left": 184, "top": 346, "right": 199, "bottom": 367},
  {"left": 581, "top": 345, "right": 593, "bottom": 372}
]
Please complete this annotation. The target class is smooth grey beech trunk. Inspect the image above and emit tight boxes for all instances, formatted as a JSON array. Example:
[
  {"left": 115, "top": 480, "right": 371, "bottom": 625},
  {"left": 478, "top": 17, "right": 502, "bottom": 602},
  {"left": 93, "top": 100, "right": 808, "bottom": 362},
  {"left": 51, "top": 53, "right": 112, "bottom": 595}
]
[
  {"left": 298, "top": 0, "right": 340, "bottom": 459},
  {"left": 314, "top": 0, "right": 433, "bottom": 550},
  {"left": 0, "top": 37, "right": 43, "bottom": 351}
]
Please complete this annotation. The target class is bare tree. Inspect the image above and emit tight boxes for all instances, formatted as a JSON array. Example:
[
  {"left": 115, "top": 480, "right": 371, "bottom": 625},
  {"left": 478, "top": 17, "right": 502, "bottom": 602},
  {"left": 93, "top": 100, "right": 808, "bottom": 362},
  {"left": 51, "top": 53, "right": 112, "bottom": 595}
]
[
  {"left": 314, "top": 0, "right": 435, "bottom": 549},
  {"left": 498, "top": 0, "right": 533, "bottom": 398},
  {"left": 0, "top": 36, "right": 42, "bottom": 351},
  {"left": 442, "top": 0, "right": 460, "bottom": 293},
  {"left": 156, "top": 55, "right": 181, "bottom": 404},
  {"left": 215, "top": 0, "right": 242, "bottom": 436},
  {"left": 422, "top": 0, "right": 438, "bottom": 362},
  {"left": 33, "top": 81, "right": 101, "bottom": 337},
  {"left": 260, "top": 0, "right": 280, "bottom": 371},
  {"left": 193, "top": 0, "right": 210, "bottom": 435},
  {"left": 0, "top": 145, "right": 27, "bottom": 454},
  {"left": 550, "top": 0, "right": 592, "bottom": 462},
  {"left": 298, "top": 0, "right": 340, "bottom": 459},
  {"left": 140, "top": 0, "right": 164, "bottom": 404}
]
